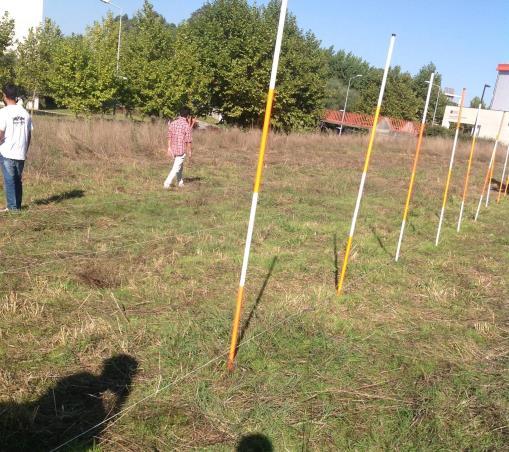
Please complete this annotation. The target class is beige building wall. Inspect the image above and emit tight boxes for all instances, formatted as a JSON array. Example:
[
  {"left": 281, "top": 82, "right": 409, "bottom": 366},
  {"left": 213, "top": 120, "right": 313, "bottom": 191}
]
[{"left": 441, "top": 107, "right": 509, "bottom": 145}]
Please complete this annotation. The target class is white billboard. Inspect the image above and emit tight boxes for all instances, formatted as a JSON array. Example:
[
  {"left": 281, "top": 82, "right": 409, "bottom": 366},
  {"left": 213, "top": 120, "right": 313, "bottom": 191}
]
[{"left": 0, "top": 0, "right": 44, "bottom": 45}]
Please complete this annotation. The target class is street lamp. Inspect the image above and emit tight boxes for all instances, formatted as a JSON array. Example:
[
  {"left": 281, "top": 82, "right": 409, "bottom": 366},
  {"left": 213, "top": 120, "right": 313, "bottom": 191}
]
[
  {"left": 339, "top": 74, "right": 362, "bottom": 136},
  {"left": 471, "top": 83, "right": 491, "bottom": 136},
  {"left": 100, "top": 0, "right": 123, "bottom": 75}
]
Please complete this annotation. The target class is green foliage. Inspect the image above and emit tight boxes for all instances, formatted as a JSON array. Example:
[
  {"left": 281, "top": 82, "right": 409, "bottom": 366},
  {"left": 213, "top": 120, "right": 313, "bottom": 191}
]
[
  {"left": 0, "top": 12, "right": 15, "bottom": 88},
  {"left": 48, "top": 34, "right": 112, "bottom": 114},
  {"left": 7, "top": 0, "right": 452, "bottom": 128},
  {"left": 121, "top": 1, "right": 177, "bottom": 116},
  {"left": 15, "top": 19, "right": 62, "bottom": 104},
  {"left": 470, "top": 96, "right": 486, "bottom": 109},
  {"left": 182, "top": 0, "right": 326, "bottom": 130}
]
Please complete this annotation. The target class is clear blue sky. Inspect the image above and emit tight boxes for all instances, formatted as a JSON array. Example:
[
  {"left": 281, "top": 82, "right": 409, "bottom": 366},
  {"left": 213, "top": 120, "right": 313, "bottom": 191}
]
[{"left": 44, "top": 0, "right": 509, "bottom": 105}]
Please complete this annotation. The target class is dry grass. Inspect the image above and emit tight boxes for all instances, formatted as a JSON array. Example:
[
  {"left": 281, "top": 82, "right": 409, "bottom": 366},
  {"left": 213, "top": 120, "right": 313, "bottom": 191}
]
[{"left": 0, "top": 116, "right": 507, "bottom": 450}]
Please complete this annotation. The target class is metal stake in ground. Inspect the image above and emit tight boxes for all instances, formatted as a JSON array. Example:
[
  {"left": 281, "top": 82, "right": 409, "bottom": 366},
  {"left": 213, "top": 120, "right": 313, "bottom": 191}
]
[
  {"left": 456, "top": 102, "right": 484, "bottom": 232},
  {"left": 497, "top": 142, "right": 509, "bottom": 204},
  {"left": 434, "top": 89, "right": 466, "bottom": 246},
  {"left": 474, "top": 113, "right": 506, "bottom": 220},
  {"left": 395, "top": 72, "right": 435, "bottom": 262},
  {"left": 336, "top": 34, "right": 396, "bottom": 296},
  {"left": 227, "top": 0, "right": 288, "bottom": 371}
]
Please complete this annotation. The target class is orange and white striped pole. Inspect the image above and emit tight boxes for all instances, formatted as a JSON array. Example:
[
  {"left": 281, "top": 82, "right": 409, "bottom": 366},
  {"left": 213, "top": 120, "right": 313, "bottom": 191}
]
[
  {"left": 498, "top": 143, "right": 509, "bottom": 203},
  {"left": 456, "top": 102, "right": 483, "bottom": 232},
  {"left": 337, "top": 34, "right": 396, "bottom": 296},
  {"left": 435, "top": 88, "right": 466, "bottom": 246},
  {"left": 227, "top": 0, "right": 288, "bottom": 371},
  {"left": 395, "top": 72, "right": 435, "bottom": 262},
  {"left": 486, "top": 161, "right": 495, "bottom": 207},
  {"left": 474, "top": 113, "right": 506, "bottom": 220}
]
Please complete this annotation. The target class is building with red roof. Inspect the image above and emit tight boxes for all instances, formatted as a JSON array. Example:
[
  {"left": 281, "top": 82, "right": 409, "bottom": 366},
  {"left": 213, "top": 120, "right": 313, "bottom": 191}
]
[{"left": 322, "top": 110, "right": 420, "bottom": 136}]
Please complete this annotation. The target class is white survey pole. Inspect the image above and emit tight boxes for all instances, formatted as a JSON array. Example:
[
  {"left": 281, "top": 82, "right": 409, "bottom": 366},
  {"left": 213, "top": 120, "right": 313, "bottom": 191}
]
[
  {"left": 435, "top": 89, "right": 466, "bottom": 246},
  {"left": 337, "top": 34, "right": 396, "bottom": 295},
  {"left": 395, "top": 71, "right": 435, "bottom": 261},
  {"left": 227, "top": 0, "right": 288, "bottom": 371},
  {"left": 475, "top": 113, "right": 506, "bottom": 218}
]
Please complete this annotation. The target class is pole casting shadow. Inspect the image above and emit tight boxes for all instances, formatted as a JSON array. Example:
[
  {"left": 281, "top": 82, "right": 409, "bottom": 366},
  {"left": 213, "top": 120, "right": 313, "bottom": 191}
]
[
  {"left": 236, "top": 256, "right": 278, "bottom": 355},
  {"left": 0, "top": 354, "right": 138, "bottom": 451}
]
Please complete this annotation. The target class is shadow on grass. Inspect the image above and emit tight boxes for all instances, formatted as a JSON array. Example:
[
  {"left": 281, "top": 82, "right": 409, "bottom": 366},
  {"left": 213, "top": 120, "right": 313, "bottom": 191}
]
[
  {"left": 33, "top": 189, "right": 85, "bottom": 206},
  {"left": 237, "top": 433, "right": 273, "bottom": 452},
  {"left": 368, "top": 224, "right": 393, "bottom": 258},
  {"left": 236, "top": 256, "right": 278, "bottom": 353},
  {"left": 0, "top": 354, "right": 138, "bottom": 451},
  {"left": 184, "top": 176, "right": 204, "bottom": 183},
  {"left": 490, "top": 177, "right": 507, "bottom": 194}
]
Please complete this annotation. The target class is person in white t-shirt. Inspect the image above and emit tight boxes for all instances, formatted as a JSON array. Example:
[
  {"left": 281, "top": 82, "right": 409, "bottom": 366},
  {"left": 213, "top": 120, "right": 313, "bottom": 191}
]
[{"left": 0, "top": 85, "right": 32, "bottom": 211}]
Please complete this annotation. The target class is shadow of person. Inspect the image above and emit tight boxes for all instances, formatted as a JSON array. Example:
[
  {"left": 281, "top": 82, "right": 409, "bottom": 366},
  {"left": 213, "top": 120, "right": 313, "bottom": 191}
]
[
  {"left": 237, "top": 433, "right": 273, "bottom": 452},
  {"left": 32, "top": 189, "right": 85, "bottom": 206},
  {"left": 0, "top": 354, "right": 138, "bottom": 451}
]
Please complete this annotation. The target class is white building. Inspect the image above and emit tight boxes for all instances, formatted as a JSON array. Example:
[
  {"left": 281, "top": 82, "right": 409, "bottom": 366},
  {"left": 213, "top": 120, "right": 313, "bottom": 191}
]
[
  {"left": 490, "top": 64, "right": 509, "bottom": 111},
  {"left": 0, "top": 0, "right": 44, "bottom": 45},
  {"left": 442, "top": 107, "right": 509, "bottom": 145},
  {"left": 441, "top": 63, "right": 509, "bottom": 144}
]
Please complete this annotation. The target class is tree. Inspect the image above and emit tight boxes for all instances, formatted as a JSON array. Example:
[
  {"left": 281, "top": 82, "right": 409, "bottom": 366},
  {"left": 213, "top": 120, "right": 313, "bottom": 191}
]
[
  {"left": 183, "top": 0, "right": 326, "bottom": 130},
  {"left": 15, "top": 19, "right": 62, "bottom": 111},
  {"left": 470, "top": 96, "right": 486, "bottom": 109},
  {"left": 49, "top": 34, "right": 113, "bottom": 114},
  {"left": 121, "top": 0, "right": 177, "bottom": 116},
  {"left": 0, "top": 12, "right": 15, "bottom": 88}
]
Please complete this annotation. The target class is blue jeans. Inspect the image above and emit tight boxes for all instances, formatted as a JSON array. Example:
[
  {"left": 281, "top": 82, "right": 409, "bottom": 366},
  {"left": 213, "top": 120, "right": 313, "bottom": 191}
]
[{"left": 1, "top": 155, "right": 25, "bottom": 210}]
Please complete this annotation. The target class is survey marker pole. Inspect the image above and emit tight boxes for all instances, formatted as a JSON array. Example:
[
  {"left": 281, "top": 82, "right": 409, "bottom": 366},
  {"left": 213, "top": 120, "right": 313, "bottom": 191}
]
[
  {"left": 486, "top": 161, "right": 495, "bottom": 207},
  {"left": 474, "top": 113, "right": 506, "bottom": 220},
  {"left": 497, "top": 142, "right": 509, "bottom": 204},
  {"left": 457, "top": 105, "right": 484, "bottom": 232},
  {"left": 395, "top": 72, "right": 435, "bottom": 262},
  {"left": 336, "top": 34, "right": 396, "bottom": 296},
  {"left": 435, "top": 88, "right": 466, "bottom": 246},
  {"left": 227, "top": 0, "right": 288, "bottom": 371}
]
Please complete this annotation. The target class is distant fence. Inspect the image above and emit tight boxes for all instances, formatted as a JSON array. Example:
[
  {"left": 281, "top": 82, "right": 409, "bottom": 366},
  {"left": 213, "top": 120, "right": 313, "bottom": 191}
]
[{"left": 322, "top": 110, "right": 420, "bottom": 135}]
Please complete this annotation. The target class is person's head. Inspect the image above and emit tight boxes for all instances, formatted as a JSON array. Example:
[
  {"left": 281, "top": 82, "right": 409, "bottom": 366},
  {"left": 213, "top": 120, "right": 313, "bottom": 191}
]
[
  {"left": 2, "top": 84, "right": 18, "bottom": 104},
  {"left": 179, "top": 107, "right": 191, "bottom": 118},
  {"left": 100, "top": 354, "right": 139, "bottom": 397}
]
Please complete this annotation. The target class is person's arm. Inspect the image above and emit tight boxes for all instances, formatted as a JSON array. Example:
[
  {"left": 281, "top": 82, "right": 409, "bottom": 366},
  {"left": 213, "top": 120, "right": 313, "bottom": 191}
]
[
  {"left": 167, "top": 125, "right": 174, "bottom": 158},
  {"left": 0, "top": 113, "right": 5, "bottom": 144},
  {"left": 185, "top": 124, "right": 192, "bottom": 158},
  {"left": 26, "top": 117, "right": 32, "bottom": 151}
]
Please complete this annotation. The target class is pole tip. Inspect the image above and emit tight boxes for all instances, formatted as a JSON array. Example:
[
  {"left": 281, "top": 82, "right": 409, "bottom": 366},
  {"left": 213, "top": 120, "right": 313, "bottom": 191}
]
[{"left": 391, "top": 33, "right": 396, "bottom": 37}]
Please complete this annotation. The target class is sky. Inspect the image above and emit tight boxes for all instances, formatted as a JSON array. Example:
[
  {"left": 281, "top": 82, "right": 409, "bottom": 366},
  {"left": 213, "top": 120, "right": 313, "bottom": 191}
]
[{"left": 43, "top": 0, "right": 509, "bottom": 105}]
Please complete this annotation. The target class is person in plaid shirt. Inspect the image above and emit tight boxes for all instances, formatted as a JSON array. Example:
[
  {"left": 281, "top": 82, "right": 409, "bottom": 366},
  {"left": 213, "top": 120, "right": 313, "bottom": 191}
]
[{"left": 163, "top": 107, "right": 193, "bottom": 189}]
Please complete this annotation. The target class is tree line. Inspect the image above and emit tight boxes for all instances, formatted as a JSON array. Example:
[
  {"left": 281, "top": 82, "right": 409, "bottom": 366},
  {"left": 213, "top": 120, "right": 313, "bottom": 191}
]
[{"left": 0, "top": 0, "right": 459, "bottom": 131}]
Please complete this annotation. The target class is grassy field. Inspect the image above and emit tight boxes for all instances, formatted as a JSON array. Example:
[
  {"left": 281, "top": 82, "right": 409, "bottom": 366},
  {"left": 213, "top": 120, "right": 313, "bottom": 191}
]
[{"left": 0, "top": 117, "right": 507, "bottom": 451}]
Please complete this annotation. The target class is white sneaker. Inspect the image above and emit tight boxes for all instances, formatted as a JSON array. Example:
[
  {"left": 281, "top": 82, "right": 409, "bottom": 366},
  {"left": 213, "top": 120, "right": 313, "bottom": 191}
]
[
  {"left": 178, "top": 181, "right": 184, "bottom": 188},
  {"left": 163, "top": 183, "right": 170, "bottom": 190}
]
